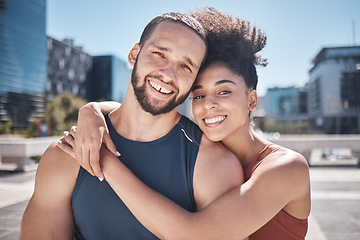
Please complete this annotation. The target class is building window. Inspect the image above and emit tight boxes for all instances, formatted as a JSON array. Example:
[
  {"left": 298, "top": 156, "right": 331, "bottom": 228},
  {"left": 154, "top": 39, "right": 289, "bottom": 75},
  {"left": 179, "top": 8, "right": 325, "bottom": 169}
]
[
  {"left": 341, "top": 72, "right": 360, "bottom": 108},
  {"left": 47, "top": 38, "right": 52, "bottom": 49},
  {"left": 65, "top": 46, "right": 71, "bottom": 56},
  {"left": 68, "top": 69, "right": 74, "bottom": 80},
  {"left": 0, "top": 0, "right": 7, "bottom": 11},
  {"left": 58, "top": 58, "right": 65, "bottom": 70}
]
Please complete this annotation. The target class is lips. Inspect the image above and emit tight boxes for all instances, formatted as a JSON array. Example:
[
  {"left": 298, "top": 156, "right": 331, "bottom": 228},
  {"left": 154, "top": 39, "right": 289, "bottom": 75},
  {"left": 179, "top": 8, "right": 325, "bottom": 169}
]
[
  {"left": 203, "top": 115, "right": 226, "bottom": 126},
  {"left": 148, "top": 79, "right": 174, "bottom": 95}
]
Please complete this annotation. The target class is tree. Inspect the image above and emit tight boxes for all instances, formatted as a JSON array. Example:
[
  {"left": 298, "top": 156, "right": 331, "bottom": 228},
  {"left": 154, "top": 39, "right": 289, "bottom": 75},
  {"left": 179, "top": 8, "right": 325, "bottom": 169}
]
[{"left": 44, "top": 93, "right": 87, "bottom": 136}]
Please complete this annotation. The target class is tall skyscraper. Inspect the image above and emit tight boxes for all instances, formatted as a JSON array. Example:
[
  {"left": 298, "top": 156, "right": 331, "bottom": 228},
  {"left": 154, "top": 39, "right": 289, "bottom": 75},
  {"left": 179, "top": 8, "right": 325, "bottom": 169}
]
[{"left": 0, "top": 0, "right": 47, "bottom": 128}]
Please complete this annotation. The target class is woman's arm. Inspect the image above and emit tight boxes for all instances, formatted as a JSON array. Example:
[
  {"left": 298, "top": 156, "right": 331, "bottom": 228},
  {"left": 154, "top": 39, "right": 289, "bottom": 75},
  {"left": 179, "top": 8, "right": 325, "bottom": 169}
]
[
  {"left": 100, "top": 146, "right": 310, "bottom": 240},
  {"left": 58, "top": 129, "right": 309, "bottom": 239},
  {"left": 60, "top": 101, "right": 121, "bottom": 180}
]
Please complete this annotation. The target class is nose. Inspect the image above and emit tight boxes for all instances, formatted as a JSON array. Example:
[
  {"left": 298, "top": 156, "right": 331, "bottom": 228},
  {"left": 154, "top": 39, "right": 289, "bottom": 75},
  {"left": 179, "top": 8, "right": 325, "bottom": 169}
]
[
  {"left": 158, "top": 62, "right": 176, "bottom": 82},
  {"left": 203, "top": 94, "right": 217, "bottom": 110}
]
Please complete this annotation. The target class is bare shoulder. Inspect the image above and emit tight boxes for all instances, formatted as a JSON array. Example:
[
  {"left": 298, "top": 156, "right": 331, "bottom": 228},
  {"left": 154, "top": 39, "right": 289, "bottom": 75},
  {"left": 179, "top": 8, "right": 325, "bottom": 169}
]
[
  {"left": 20, "top": 141, "right": 80, "bottom": 239},
  {"left": 36, "top": 141, "right": 80, "bottom": 187},
  {"left": 198, "top": 135, "right": 242, "bottom": 169},
  {"left": 31, "top": 140, "right": 80, "bottom": 205},
  {"left": 253, "top": 145, "right": 310, "bottom": 203},
  {"left": 194, "top": 136, "right": 243, "bottom": 210},
  {"left": 263, "top": 145, "right": 309, "bottom": 178}
]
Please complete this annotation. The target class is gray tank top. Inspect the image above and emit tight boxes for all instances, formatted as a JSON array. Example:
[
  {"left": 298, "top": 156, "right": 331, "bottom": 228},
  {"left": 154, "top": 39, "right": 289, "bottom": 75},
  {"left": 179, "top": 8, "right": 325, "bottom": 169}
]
[{"left": 72, "top": 115, "right": 202, "bottom": 239}]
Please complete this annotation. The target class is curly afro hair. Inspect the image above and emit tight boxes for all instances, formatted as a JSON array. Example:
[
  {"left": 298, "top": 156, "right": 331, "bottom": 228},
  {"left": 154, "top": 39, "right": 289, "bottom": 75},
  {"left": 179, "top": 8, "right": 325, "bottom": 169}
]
[{"left": 192, "top": 7, "right": 267, "bottom": 90}]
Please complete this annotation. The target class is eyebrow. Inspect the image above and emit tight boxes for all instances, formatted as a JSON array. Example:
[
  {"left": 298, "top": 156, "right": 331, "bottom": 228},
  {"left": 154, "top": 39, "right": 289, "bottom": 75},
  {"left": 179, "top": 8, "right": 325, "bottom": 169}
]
[
  {"left": 215, "top": 79, "right": 237, "bottom": 86},
  {"left": 192, "top": 79, "right": 237, "bottom": 91},
  {"left": 152, "top": 44, "right": 198, "bottom": 70}
]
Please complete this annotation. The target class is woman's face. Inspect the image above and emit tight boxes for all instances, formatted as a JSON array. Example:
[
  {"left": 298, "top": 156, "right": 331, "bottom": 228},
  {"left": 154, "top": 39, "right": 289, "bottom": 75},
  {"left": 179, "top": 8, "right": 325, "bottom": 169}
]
[{"left": 192, "top": 62, "right": 257, "bottom": 142}]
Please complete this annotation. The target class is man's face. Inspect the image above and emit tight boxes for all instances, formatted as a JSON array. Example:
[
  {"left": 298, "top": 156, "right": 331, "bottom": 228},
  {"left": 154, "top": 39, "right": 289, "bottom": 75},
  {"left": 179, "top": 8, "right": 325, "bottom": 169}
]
[{"left": 129, "top": 21, "right": 206, "bottom": 116}]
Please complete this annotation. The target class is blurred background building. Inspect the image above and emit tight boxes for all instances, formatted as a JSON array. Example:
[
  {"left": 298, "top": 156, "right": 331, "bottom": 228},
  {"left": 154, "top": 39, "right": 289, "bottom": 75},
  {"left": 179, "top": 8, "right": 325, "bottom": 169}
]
[
  {"left": 0, "top": 0, "right": 359, "bottom": 135},
  {"left": 307, "top": 46, "right": 360, "bottom": 134},
  {"left": 47, "top": 37, "right": 92, "bottom": 102},
  {"left": 0, "top": 0, "right": 130, "bottom": 132},
  {"left": 259, "top": 46, "right": 360, "bottom": 134},
  {"left": 265, "top": 86, "right": 308, "bottom": 122},
  {"left": 90, "top": 55, "right": 129, "bottom": 102},
  {"left": 0, "top": 0, "right": 47, "bottom": 128}
]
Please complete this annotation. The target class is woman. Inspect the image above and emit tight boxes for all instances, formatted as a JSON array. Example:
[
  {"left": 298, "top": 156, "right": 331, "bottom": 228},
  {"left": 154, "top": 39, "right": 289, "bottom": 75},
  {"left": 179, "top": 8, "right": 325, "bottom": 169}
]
[{"left": 60, "top": 8, "right": 311, "bottom": 239}]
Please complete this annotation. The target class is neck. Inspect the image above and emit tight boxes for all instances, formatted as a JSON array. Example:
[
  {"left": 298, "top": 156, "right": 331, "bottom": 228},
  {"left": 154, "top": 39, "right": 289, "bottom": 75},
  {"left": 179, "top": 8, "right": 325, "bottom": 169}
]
[
  {"left": 110, "top": 85, "right": 181, "bottom": 142},
  {"left": 221, "top": 127, "right": 268, "bottom": 166}
]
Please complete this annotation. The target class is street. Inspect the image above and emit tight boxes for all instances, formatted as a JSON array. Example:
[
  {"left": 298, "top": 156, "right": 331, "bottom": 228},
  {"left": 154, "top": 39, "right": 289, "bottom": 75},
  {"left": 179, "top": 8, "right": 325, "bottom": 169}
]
[
  {"left": 0, "top": 165, "right": 360, "bottom": 239},
  {"left": 307, "top": 166, "right": 360, "bottom": 240}
]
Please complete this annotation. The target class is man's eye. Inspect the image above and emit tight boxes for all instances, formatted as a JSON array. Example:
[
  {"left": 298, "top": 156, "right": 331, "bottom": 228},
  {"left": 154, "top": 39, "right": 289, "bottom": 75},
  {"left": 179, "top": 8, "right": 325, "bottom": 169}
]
[
  {"left": 153, "top": 52, "right": 164, "bottom": 57},
  {"left": 181, "top": 64, "right": 192, "bottom": 73},
  {"left": 219, "top": 90, "right": 231, "bottom": 95}
]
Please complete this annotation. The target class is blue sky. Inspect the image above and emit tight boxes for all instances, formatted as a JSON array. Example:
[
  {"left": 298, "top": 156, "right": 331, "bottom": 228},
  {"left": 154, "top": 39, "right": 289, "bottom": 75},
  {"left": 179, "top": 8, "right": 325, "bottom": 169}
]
[{"left": 47, "top": 0, "right": 360, "bottom": 96}]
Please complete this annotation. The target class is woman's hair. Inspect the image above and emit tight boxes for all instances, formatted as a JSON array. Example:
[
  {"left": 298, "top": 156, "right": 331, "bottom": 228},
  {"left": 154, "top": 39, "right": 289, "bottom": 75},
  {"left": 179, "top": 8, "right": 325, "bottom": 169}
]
[{"left": 192, "top": 7, "right": 267, "bottom": 90}]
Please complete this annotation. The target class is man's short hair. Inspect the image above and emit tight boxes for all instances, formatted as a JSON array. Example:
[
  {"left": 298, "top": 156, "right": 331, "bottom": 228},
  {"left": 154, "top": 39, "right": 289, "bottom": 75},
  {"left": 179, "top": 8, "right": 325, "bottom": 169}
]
[{"left": 139, "top": 12, "right": 207, "bottom": 47}]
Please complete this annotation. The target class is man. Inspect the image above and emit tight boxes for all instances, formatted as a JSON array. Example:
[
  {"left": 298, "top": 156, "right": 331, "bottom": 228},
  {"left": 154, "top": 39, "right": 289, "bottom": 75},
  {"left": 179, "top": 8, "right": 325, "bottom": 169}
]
[{"left": 20, "top": 12, "right": 243, "bottom": 239}]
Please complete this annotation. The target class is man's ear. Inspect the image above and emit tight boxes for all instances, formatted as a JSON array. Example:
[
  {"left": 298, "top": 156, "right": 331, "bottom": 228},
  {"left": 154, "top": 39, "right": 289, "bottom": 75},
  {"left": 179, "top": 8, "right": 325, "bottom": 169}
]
[
  {"left": 248, "top": 89, "right": 258, "bottom": 111},
  {"left": 128, "top": 43, "right": 141, "bottom": 67}
]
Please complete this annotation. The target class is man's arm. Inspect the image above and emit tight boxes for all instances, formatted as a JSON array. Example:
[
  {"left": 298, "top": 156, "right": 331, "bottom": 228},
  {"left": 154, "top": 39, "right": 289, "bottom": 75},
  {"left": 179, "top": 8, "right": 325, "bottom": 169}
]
[{"left": 20, "top": 142, "right": 79, "bottom": 240}]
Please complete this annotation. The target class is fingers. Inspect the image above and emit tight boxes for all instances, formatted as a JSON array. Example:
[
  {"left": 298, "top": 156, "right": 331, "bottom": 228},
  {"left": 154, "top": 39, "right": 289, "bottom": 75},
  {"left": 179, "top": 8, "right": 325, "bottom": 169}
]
[
  {"left": 70, "top": 125, "right": 77, "bottom": 136},
  {"left": 65, "top": 123, "right": 107, "bottom": 182},
  {"left": 56, "top": 138, "right": 76, "bottom": 158},
  {"left": 70, "top": 126, "right": 103, "bottom": 181},
  {"left": 103, "top": 131, "right": 120, "bottom": 157},
  {"left": 62, "top": 129, "right": 96, "bottom": 177},
  {"left": 63, "top": 131, "right": 75, "bottom": 147}
]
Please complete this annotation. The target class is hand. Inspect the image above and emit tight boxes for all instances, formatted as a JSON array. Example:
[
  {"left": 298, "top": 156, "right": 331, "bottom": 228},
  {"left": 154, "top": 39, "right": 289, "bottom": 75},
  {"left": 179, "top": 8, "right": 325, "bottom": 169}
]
[
  {"left": 57, "top": 129, "right": 105, "bottom": 181},
  {"left": 56, "top": 102, "right": 120, "bottom": 181},
  {"left": 56, "top": 136, "right": 75, "bottom": 159}
]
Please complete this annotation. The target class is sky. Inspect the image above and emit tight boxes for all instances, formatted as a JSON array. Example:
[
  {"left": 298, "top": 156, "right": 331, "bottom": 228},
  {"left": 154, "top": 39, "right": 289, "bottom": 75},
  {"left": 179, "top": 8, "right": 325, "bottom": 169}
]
[{"left": 47, "top": 0, "right": 360, "bottom": 97}]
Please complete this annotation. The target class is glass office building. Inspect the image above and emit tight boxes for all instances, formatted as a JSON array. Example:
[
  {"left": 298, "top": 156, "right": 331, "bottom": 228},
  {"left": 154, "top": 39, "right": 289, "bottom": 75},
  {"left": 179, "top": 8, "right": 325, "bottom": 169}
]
[
  {"left": 0, "top": 0, "right": 47, "bottom": 128},
  {"left": 91, "top": 55, "right": 130, "bottom": 102}
]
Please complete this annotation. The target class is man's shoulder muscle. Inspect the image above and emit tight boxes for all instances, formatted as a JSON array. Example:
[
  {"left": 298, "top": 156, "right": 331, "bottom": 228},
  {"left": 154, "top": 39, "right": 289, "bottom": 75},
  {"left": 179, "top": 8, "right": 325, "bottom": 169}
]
[
  {"left": 193, "top": 136, "right": 243, "bottom": 210},
  {"left": 20, "top": 141, "right": 79, "bottom": 239},
  {"left": 34, "top": 141, "right": 79, "bottom": 198}
]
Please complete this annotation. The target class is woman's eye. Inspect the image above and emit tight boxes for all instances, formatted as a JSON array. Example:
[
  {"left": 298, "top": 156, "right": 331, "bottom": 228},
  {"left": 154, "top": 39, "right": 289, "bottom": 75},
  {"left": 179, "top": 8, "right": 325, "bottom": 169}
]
[{"left": 193, "top": 95, "right": 204, "bottom": 100}]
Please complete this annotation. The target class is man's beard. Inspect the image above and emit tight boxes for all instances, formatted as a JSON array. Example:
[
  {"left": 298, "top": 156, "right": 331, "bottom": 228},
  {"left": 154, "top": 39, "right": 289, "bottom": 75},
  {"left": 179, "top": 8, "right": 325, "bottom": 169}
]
[{"left": 131, "top": 62, "right": 190, "bottom": 116}]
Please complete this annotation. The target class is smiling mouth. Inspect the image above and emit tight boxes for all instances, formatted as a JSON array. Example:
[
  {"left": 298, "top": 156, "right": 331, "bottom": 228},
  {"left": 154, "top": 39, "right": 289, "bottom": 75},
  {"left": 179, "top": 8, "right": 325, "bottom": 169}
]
[
  {"left": 149, "top": 80, "right": 174, "bottom": 95},
  {"left": 203, "top": 115, "right": 226, "bottom": 125}
]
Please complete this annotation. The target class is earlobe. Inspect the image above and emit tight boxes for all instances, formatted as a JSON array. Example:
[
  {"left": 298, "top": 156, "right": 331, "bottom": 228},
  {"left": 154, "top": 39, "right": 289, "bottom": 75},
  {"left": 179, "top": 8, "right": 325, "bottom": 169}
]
[
  {"left": 128, "top": 43, "right": 140, "bottom": 67},
  {"left": 248, "top": 90, "right": 258, "bottom": 111}
]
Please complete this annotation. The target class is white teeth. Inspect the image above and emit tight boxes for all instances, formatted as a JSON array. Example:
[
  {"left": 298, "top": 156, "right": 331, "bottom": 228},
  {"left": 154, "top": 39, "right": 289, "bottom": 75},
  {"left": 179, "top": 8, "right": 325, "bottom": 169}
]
[
  {"left": 205, "top": 116, "right": 226, "bottom": 124},
  {"left": 149, "top": 80, "right": 172, "bottom": 94}
]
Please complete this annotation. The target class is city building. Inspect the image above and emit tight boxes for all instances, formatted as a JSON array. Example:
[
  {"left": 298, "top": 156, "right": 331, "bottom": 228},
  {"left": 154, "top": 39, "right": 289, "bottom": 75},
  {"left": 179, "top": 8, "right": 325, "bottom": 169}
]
[
  {"left": 0, "top": 0, "right": 47, "bottom": 128},
  {"left": 265, "top": 86, "right": 308, "bottom": 122},
  {"left": 308, "top": 46, "right": 360, "bottom": 134},
  {"left": 47, "top": 37, "right": 92, "bottom": 101},
  {"left": 90, "top": 55, "right": 130, "bottom": 102},
  {"left": 252, "top": 96, "right": 266, "bottom": 131}
]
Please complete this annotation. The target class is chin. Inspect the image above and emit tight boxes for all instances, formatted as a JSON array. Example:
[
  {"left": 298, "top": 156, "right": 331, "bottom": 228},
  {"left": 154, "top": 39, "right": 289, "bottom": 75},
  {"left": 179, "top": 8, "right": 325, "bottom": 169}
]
[{"left": 203, "top": 131, "right": 225, "bottom": 142}]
